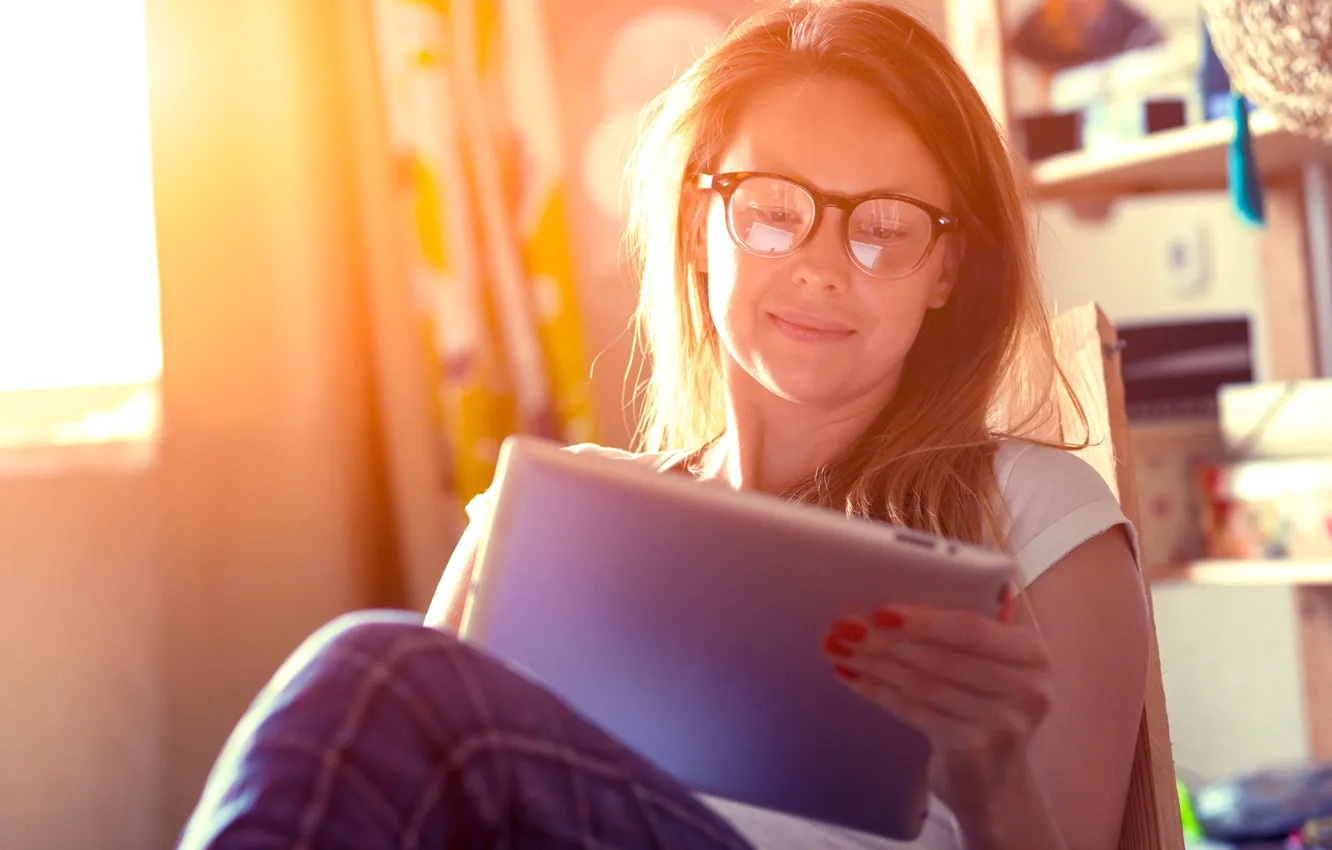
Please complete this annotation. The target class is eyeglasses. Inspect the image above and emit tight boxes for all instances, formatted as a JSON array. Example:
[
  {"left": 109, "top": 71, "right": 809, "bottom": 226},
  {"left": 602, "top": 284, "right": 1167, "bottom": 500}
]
[{"left": 697, "top": 171, "right": 959, "bottom": 280}]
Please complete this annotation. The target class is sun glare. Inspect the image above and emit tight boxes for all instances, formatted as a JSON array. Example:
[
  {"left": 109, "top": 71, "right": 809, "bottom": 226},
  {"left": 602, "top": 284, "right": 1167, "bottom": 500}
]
[{"left": 0, "top": 2, "right": 162, "bottom": 394}]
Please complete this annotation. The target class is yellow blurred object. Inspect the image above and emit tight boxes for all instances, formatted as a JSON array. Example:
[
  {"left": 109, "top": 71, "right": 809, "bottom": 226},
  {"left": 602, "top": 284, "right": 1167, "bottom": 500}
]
[{"left": 370, "top": 0, "right": 596, "bottom": 511}]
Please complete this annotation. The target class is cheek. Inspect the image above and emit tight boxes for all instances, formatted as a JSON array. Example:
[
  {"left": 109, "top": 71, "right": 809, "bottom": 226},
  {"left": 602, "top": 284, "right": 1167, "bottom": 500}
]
[
  {"left": 859, "top": 270, "right": 943, "bottom": 349},
  {"left": 889, "top": 252, "right": 951, "bottom": 315}
]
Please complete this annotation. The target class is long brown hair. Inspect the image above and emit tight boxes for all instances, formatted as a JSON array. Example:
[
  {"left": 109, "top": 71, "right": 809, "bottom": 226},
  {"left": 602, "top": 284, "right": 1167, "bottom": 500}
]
[{"left": 623, "top": 0, "right": 1084, "bottom": 546}]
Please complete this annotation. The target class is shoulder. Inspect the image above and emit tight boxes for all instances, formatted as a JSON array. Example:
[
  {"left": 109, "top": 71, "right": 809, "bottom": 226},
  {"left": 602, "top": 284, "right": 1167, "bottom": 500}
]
[
  {"left": 993, "top": 439, "right": 1112, "bottom": 495},
  {"left": 992, "top": 440, "right": 1140, "bottom": 587},
  {"left": 463, "top": 442, "right": 680, "bottom": 524}
]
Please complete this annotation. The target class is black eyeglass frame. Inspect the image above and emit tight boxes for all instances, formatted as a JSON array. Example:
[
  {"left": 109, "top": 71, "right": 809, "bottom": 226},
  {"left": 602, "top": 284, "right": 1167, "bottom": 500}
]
[{"left": 697, "top": 171, "right": 960, "bottom": 280}]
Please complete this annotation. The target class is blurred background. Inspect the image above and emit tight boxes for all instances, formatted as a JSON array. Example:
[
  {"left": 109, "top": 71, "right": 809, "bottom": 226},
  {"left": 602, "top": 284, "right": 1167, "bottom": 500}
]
[{"left": 2, "top": 0, "right": 1331, "bottom": 847}]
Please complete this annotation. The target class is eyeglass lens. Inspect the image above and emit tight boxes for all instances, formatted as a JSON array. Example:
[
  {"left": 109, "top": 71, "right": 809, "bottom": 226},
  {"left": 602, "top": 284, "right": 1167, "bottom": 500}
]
[{"left": 726, "top": 175, "right": 936, "bottom": 278}]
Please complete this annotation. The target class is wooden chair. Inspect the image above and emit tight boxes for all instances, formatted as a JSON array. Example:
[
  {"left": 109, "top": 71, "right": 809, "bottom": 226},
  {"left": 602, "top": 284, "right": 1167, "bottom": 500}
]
[{"left": 1051, "top": 303, "right": 1185, "bottom": 850}]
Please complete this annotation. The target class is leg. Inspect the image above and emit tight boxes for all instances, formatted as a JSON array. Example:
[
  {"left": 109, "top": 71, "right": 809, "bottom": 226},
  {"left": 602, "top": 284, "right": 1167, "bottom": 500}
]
[{"left": 177, "top": 610, "right": 753, "bottom": 850}]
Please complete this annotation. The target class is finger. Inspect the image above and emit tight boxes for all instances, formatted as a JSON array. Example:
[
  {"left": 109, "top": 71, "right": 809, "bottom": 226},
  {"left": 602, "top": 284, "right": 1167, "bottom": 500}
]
[
  {"left": 833, "top": 653, "right": 999, "bottom": 722},
  {"left": 833, "top": 661, "right": 988, "bottom": 749},
  {"left": 850, "top": 636, "right": 1048, "bottom": 705},
  {"left": 823, "top": 613, "right": 1044, "bottom": 682},
  {"left": 869, "top": 606, "right": 1048, "bottom": 668},
  {"left": 997, "top": 582, "right": 1015, "bottom": 624},
  {"left": 834, "top": 660, "right": 959, "bottom": 734},
  {"left": 834, "top": 660, "right": 1041, "bottom": 764}
]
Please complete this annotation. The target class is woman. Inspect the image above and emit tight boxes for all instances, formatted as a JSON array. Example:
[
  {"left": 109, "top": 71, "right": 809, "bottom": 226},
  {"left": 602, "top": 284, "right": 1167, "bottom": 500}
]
[{"left": 178, "top": 2, "right": 1149, "bottom": 849}]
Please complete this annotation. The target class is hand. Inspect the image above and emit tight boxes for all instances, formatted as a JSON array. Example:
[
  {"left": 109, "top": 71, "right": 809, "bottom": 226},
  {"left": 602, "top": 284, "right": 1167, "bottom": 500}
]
[{"left": 821, "top": 589, "right": 1052, "bottom": 830}]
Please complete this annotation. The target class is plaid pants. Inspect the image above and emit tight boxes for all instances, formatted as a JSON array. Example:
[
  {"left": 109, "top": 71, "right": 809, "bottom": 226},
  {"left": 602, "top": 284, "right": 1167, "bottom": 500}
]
[{"left": 177, "top": 610, "right": 756, "bottom": 850}]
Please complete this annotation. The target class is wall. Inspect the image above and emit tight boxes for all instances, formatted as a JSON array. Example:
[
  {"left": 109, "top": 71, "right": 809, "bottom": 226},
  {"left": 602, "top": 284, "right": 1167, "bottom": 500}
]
[
  {"left": 1037, "top": 156, "right": 1307, "bottom": 786},
  {"left": 0, "top": 472, "right": 164, "bottom": 850},
  {"left": 1040, "top": 197, "right": 1265, "bottom": 328}
]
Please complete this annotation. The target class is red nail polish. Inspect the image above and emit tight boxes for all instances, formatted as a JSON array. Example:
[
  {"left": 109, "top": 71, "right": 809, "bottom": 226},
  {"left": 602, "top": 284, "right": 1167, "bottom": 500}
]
[
  {"left": 834, "top": 664, "right": 861, "bottom": 680},
  {"left": 997, "top": 584, "right": 1014, "bottom": 622},
  {"left": 823, "top": 634, "right": 852, "bottom": 657},
  {"left": 873, "top": 609, "right": 903, "bottom": 629},
  {"left": 831, "top": 619, "right": 867, "bottom": 641}
]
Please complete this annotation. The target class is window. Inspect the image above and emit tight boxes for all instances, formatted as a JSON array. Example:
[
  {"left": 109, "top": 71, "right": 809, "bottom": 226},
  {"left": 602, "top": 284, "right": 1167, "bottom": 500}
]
[{"left": 0, "top": 2, "right": 162, "bottom": 470}]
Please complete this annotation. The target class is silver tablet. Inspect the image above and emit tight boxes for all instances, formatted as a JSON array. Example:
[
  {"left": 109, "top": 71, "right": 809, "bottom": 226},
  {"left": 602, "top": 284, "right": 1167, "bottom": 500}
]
[{"left": 460, "top": 436, "right": 1016, "bottom": 841}]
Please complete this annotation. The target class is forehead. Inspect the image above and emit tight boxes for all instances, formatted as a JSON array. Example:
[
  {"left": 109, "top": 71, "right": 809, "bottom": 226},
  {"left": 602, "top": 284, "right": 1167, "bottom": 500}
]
[{"left": 716, "top": 75, "right": 951, "bottom": 209}]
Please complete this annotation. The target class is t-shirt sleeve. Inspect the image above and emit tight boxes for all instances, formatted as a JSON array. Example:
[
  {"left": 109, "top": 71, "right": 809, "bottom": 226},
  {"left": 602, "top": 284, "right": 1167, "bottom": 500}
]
[
  {"left": 998, "top": 442, "right": 1141, "bottom": 587},
  {"left": 463, "top": 485, "right": 498, "bottom": 529}
]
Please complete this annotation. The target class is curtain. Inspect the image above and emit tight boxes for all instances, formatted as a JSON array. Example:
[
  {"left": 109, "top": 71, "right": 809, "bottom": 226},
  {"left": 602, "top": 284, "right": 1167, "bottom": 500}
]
[
  {"left": 148, "top": 0, "right": 446, "bottom": 833},
  {"left": 369, "top": 0, "right": 598, "bottom": 514},
  {"left": 124, "top": 1, "right": 598, "bottom": 838}
]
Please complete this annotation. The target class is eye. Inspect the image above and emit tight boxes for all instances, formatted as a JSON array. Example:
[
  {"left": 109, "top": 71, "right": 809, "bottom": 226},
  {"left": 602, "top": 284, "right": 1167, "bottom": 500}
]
[
  {"left": 863, "top": 222, "right": 909, "bottom": 240},
  {"left": 858, "top": 220, "right": 914, "bottom": 242},
  {"left": 754, "top": 206, "right": 803, "bottom": 226}
]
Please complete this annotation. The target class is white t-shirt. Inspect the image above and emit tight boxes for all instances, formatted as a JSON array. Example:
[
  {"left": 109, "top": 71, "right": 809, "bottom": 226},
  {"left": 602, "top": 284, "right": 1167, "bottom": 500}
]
[{"left": 463, "top": 440, "right": 1138, "bottom": 850}]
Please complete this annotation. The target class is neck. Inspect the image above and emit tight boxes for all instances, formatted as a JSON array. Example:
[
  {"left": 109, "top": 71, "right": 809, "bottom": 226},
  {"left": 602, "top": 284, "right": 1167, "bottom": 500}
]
[{"left": 701, "top": 364, "right": 895, "bottom": 494}]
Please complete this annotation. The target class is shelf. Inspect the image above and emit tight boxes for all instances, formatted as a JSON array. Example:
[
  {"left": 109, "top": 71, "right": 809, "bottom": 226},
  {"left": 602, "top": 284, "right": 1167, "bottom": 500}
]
[
  {"left": 1032, "top": 111, "right": 1332, "bottom": 201},
  {"left": 1153, "top": 559, "right": 1332, "bottom": 586}
]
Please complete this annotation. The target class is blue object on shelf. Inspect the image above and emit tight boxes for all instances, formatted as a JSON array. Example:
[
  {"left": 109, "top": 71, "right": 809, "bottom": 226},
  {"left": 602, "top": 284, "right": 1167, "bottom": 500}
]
[
  {"left": 1200, "top": 13, "right": 1266, "bottom": 227},
  {"left": 1228, "top": 92, "right": 1266, "bottom": 228}
]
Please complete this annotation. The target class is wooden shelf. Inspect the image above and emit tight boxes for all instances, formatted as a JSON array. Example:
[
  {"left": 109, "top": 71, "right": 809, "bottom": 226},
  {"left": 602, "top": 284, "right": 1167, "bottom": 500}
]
[
  {"left": 1154, "top": 559, "right": 1332, "bottom": 586},
  {"left": 1032, "top": 111, "right": 1332, "bottom": 201}
]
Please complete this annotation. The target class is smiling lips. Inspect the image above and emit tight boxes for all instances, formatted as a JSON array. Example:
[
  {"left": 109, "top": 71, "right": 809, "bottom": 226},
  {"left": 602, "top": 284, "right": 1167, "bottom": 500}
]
[{"left": 769, "top": 310, "right": 854, "bottom": 343}]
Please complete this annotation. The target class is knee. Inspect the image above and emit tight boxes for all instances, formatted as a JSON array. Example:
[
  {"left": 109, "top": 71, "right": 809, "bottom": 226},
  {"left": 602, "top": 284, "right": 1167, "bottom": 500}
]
[
  {"left": 283, "top": 609, "right": 460, "bottom": 676},
  {"left": 264, "top": 610, "right": 557, "bottom": 731},
  {"left": 309, "top": 608, "right": 431, "bottom": 649},
  {"left": 221, "top": 610, "right": 477, "bottom": 748}
]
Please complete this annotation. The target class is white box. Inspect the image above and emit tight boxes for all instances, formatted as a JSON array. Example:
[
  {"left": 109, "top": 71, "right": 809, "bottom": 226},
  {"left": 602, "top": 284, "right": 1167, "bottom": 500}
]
[{"left": 1218, "top": 379, "right": 1332, "bottom": 458}]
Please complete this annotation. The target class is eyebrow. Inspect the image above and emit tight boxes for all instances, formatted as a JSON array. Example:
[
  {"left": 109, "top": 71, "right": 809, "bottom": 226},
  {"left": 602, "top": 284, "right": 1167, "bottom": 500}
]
[
  {"left": 721, "top": 150, "right": 935, "bottom": 194},
  {"left": 729, "top": 168, "right": 943, "bottom": 206}
]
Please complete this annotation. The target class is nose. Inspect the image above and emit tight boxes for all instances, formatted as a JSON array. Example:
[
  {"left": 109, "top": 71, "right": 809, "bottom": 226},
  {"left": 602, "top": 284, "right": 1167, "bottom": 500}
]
[{"left": 791, "top": 207, "right": 851, "bottom": 292}]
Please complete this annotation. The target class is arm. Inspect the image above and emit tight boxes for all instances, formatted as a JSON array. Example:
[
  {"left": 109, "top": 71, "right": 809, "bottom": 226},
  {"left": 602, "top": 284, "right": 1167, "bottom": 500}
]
[
  {"left": 423, "top": 520, "right": 484, "bottom": 632},
  {"left": 977, "top": 527, "right": 1149, "bottom": 850},
  {"left": 830, "top": 526, "right": 1148, "bottom": 850},
  {"left": 423, "top": 444, "right": 651, "bottom": 631}
]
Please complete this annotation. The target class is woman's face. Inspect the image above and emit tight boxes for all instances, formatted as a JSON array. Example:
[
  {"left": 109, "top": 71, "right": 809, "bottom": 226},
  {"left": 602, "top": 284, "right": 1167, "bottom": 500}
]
[{"left": 701, "top": 74, "right": 957, "bottom": 412}]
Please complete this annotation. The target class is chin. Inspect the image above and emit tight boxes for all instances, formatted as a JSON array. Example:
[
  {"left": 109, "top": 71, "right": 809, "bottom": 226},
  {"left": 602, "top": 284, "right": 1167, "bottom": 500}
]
[
  {"left": 760, "top": 374, "right": 853, "bottom": 407},
  {"left": 753, "top": 359, "right": 896, "bottom": 410}
]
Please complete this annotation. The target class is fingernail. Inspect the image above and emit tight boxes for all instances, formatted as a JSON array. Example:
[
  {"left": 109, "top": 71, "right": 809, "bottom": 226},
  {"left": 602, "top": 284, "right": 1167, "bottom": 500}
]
[
  {"left": 873, "top": 609, "right": 903, "bottom": 630},
  {"left": 834, "top": 664, "right": 861, "bottom": 681},
  {"left": 823, "top": 634, "right": 852, "bottom": 657},
  {"left": 831, "top": 619, "right": 867, "bottom": 642},
  {"left": 998, "top": 585, "right": 1014, "bottom": 622}
]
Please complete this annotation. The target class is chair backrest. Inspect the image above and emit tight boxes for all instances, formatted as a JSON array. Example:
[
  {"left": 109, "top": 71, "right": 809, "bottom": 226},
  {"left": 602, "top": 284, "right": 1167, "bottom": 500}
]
[{"left": 1052, "top": 303, "right": 1185, "bottom": 850}]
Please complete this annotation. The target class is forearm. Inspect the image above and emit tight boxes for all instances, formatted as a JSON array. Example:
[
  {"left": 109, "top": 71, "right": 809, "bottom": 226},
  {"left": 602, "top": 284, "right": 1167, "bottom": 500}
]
[
  {"left": 956, "top": 763, "right": 1067, "bottom": 850},
  {"left": 424, "top": 525, "right": 481, "bottom": 631}
]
